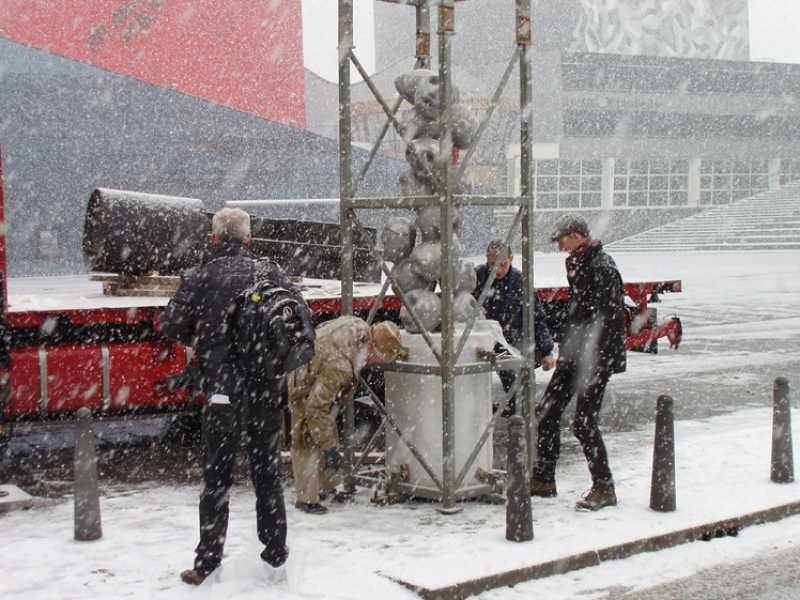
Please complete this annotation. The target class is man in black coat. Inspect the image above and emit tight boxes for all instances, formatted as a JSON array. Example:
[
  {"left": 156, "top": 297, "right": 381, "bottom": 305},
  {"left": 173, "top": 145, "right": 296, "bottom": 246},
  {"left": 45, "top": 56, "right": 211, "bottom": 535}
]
[
  {"left": 531, "top": 215, "right": 626, "bottom": 511},
  {"left": 474, "top": 240, "right": 556, "bottom": 417},
  {"left": 160, "top": 207, "right": 291, "bottom": 584}
]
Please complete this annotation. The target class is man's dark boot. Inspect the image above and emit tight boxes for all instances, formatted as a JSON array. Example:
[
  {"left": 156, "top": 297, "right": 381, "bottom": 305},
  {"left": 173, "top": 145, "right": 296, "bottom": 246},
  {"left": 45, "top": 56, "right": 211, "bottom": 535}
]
[
  {"left": 295, "top": 501, "right": 328, "bottom": 514},
  {"left": 530, "top": 479, "right": 557, "bottom": 498},
  {"left": 261, "top": 546, "right": 288, "bottom": 568},
  {"left": 180, "top": 569, "right": 207, "bottom": 586},
  {"left": 575, "top": 484, "right": 617, "bottom": 511}
]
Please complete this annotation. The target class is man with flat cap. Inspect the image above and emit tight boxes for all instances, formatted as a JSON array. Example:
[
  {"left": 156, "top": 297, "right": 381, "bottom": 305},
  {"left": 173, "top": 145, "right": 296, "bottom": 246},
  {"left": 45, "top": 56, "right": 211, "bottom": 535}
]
[
  {"left": 531, "top": 214, "right": 626, "bottom": 511},
  {"left": 287, "top": 317, "right": 409, "bottom": 514}
]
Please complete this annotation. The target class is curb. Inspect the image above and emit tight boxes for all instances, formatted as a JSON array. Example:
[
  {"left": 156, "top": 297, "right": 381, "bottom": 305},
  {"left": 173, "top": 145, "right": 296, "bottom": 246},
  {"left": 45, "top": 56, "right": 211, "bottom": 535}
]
[
  {"left": 388, "top": 499, "right": 800, "bottom": 600},
  {"left": 0, "top": 484, "right": 35, "bottom": 513}
]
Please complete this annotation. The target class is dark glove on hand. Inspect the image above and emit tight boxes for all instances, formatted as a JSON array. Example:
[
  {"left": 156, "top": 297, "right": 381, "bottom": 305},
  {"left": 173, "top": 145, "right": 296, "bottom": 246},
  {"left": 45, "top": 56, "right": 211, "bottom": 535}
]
[{"left": 323, "top": 448, "right": 343, "bottom": 472}]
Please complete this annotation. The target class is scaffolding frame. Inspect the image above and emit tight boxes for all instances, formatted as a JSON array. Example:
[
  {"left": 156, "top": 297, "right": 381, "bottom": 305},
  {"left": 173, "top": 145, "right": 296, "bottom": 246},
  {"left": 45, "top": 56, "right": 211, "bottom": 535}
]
[{"left": 338, "top": 0, "right": 536, "bottom": 513}]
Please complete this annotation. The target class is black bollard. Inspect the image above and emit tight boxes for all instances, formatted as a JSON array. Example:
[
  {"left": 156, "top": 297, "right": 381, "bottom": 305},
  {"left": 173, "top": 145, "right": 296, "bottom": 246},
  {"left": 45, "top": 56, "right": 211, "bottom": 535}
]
[
  {"left": 771, "top": 377, "right": 794, "bottom": 484},
  {"left": 506, "top": 416, "right": 534, "bottom": 542},
  {"left": 74, "top": 408, "right": 102, "bottom": 541},
  {"left": 650, "top": 395, "right": 676, "bottom": 512}
]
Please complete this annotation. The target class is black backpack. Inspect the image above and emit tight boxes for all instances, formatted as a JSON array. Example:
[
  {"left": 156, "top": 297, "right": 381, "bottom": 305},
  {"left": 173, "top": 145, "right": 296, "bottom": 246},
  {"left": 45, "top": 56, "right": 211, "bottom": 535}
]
[{"left": 233, "top": 263, "right": 316, "bottom": 393}]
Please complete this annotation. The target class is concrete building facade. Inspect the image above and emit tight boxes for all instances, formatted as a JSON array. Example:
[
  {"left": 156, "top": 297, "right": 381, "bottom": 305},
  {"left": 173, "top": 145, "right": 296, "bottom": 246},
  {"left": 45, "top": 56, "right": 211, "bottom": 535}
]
[{"left": 303, "top": 0, "right": 800, "bottom": 244}]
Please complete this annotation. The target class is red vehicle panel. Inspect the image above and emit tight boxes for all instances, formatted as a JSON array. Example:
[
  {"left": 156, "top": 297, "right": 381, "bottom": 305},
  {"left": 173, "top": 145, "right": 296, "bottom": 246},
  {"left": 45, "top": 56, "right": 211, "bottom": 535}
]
[
  {"left": 8, "top": 348, "right": 39, "bottom": 418},
  {"left": 45, "top": 345, "right": 104, "bottom": 415},
  {"left": 108, "top": 342, "right": 189, "bottom": 412}
]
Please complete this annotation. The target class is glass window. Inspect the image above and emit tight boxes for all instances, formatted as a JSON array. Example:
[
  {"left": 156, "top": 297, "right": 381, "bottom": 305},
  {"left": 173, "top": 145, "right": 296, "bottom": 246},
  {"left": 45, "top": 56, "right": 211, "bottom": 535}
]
[
  {"left": 536, "top": 176, "right": 557, "bottom": 192},
  {"left": 536, "top": 193, "right": 558, "bottom": 209},
  {"left": 629, "top": 175, "right": 648, "bottom": 190},
  {"left": 650, "top": 176, "right": 668, "bottom": 190},
  {"left": 560, "top": 160, "right": 581, "bottom": 175},
  {"left": 700, "top": 175, "right": 713, "bottom": 190},
  {"left": 700, "top": 160, "right": 713, "bottom": 174},
  {"left": 713, "top": 190, "right": 731, "bottom": 204},
  {"left": 630, "top": 160, "right": 649, "bottom": 174},
  {"left": 732, "top": 175, "right": 750, "bottom": 190},
  {"left": 537, "top": 160, "right": 557, "bottom": 175},
  {"left": 670, "top": 191, "right": 689, "bottom": 205},
  {"left": 582, "top": 160, "right": 602, "bottom": 174},
  {"left": 581, "top": 193, "right": 602, "bottom": 208},
  {"left": 614, "top": 160, "right": 629, "bottom": 175},
  {"left": 559, "top": 193, "right": 580, "bottom": 208},
  {"left": 559, "top": 176, "right": 580, "bottom": 192},
  {"left": 670, "top": 160, "right": 689, "bottom": 173},
  {"left": 751, "top": 174, "right": 768, "bottom": 189},
  {"left": 649, "top": 192, "right": 668, "bottom": 206},
  {"left": 713, "top": 175, "right": 731, "bottom": 189},
  {"left": 732, "top": 189, "right": 750, "bottom": 201},
  {"left": 669, "top": 175, "right": 688, "bottom": 190},
  {"left": 700, "top": 191, "right": 713, "bottom": 205},
  {"left": 650, "top": 160, "right": 669, "bottom": 174},
  {"left": 733, "top": 160, "right": 750, "bottom": 173},
  {"left": 628, "top": 192, "right": 648, "bottom": 207},
  {"left": 583, "top": 175, "right": 602, "bottom": 191},
  {"left": 712, "top": 160, "right": 731, "bottom": 173},
  {"left": 613, "top": 192, "right": 628, "bottom": 207},
  {"left": 751, "top": 160, "right": 768, "bottom": 173},
  {"left": 614, "top": 176, "right": 628, "bottom": 190}
]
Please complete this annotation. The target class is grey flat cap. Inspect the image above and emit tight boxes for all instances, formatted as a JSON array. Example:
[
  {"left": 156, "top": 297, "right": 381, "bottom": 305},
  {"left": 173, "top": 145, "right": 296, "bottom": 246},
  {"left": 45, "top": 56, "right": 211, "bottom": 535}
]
[{"left": 550, "top": 213, "right": 590, "bottom": 242}]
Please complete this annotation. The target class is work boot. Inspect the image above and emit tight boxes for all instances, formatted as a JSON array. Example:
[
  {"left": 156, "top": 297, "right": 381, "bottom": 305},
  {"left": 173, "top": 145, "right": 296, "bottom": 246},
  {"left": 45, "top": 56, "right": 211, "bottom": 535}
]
[
  {"left": 575, "top": 484, "right": 617, "bottom": 511},
  {"left": 294, "top": 501, "right": 328, "bottom": 515},
  {"left": 261, "top": 546, "right": 289, "bottom": 568},
  {"left": 180, "top": 569, "right": 206, "bottom": 586},
  {"left": 530, "top": 478, "right": 557, "bottom": 498}
]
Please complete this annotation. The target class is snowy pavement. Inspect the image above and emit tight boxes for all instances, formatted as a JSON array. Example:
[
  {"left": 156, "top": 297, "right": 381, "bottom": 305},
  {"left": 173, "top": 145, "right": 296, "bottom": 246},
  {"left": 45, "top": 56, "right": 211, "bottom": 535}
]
[
  {"left": 1, "top": 407, "right": 799, "bottom": 600},
  {"left": 2, "top": 250, "right": 800, "bottom": 599}
]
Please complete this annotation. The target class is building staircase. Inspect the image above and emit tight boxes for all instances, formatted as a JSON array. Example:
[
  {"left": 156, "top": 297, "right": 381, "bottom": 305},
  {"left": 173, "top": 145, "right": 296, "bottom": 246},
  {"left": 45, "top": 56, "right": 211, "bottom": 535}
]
[{"left": 607, "top": 182, "right": 800, "bottom": 252}]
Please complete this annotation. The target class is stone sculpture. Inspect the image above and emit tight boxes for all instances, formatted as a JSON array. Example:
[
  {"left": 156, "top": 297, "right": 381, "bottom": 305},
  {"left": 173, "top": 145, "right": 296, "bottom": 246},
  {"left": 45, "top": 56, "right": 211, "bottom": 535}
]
[{"left": 380, "top": 68, "right": 481, "bottom": 332}]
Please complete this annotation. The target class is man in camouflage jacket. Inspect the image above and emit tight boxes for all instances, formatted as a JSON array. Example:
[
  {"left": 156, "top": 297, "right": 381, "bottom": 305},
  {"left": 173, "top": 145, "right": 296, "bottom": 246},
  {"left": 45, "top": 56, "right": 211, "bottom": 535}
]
[{"left": 288, "top": 316, "right": 408, "bottom": 514}]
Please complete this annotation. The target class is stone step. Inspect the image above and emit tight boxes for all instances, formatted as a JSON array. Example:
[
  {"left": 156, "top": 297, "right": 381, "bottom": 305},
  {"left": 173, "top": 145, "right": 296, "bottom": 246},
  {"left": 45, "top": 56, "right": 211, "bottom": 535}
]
[
  {"left": 611, "top": 243, "right": 800, "bottom": 252},
  {"left": 621, "top": 229, "right": 800, "bottom": 239}
]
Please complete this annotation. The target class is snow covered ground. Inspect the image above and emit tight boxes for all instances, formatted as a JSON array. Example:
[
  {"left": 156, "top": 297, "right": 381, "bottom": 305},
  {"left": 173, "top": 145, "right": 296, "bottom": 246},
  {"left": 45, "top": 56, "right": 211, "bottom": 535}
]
[{"left": 1, "top": 250, "right": 799, "bottom": 600}]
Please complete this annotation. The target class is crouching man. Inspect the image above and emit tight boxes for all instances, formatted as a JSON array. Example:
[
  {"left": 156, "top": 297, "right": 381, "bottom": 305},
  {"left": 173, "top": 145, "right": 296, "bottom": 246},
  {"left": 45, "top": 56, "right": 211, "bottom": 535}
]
[{"left": 288, "top": 317, "right": 408, "bottom": 514}]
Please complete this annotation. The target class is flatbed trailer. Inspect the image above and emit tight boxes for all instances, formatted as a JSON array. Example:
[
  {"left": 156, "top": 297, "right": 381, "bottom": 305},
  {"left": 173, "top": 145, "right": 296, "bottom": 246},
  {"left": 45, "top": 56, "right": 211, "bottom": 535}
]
[{"left": 0, "top": 150, "right": 681, "bottom": 446}]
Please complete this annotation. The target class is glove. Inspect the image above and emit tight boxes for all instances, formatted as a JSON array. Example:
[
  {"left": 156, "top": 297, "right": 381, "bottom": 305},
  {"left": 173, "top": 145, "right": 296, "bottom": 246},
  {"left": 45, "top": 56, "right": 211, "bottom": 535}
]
[{"left": 323, "top": 448, "right": 343, "bottom": 472}]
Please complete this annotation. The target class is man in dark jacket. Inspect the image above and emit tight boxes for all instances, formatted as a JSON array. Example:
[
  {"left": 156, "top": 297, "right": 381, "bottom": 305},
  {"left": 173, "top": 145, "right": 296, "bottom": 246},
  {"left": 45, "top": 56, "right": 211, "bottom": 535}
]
[
  {"left": 474, "top": 240, "right": 556, "bottom": 417},
  {"left": 160, "top": 207, "right": 291, "bottom": 584},
  {"left": 531, "top": 215, "right": 626, "bottom": 511}
]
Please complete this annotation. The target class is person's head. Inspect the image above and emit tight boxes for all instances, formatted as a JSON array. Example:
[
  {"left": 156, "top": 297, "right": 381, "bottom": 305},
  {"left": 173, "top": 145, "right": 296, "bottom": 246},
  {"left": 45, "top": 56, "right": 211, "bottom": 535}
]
[
  {"left": 211, "top": 207, "right": 251, "bottom": 246},
  {"left": 486, "top": 239, "right": 513, "bottom": 279},
  {"left": 550, "top": 214, "right": 591, "bottom": 253},
  {"left": 366, "top": 321, "right": 410, "bottom": 365}
]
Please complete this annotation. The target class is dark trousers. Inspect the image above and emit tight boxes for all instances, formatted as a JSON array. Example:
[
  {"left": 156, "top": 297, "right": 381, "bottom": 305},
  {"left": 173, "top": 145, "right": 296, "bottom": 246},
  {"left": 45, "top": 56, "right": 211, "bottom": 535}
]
[
  {"left": 194, "top": 401, "right": 287, "bottom": 576},
  {"left": 534, "top": 361, "right": 613, "bottom": 488}
]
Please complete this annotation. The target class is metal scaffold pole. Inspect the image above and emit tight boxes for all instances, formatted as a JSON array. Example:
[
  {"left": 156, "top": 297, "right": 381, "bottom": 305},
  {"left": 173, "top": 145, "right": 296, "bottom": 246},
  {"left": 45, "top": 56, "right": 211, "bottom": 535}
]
[
  {"left": 517, "top": 0, "right": 537, "bottom": 478},
  {"left": 437, "top": 0, "right": 458, "bottom": 514},
  {"left": 338, "top": 0, "right": 356, "bottom": 493}
]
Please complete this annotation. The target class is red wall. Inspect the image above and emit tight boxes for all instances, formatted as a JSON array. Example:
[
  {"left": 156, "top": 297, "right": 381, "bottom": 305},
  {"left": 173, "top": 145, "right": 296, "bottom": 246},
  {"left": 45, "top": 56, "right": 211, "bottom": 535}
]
[{"left": 0, "top": 0, "right": 306, "bottom": 127}]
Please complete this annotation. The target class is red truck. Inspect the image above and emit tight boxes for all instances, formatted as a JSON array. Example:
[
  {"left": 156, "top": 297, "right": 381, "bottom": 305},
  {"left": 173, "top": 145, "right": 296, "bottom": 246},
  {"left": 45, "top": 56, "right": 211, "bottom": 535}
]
[{"left": 0, "top": 149, "right": 681, "bottom": 454}]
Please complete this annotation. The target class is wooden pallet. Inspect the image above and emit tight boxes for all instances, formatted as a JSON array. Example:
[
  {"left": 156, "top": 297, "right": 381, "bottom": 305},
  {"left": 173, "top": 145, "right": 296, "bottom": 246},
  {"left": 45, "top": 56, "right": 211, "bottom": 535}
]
[{"left": 90, "top": 273, "right": 181, "bottom": 297}]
